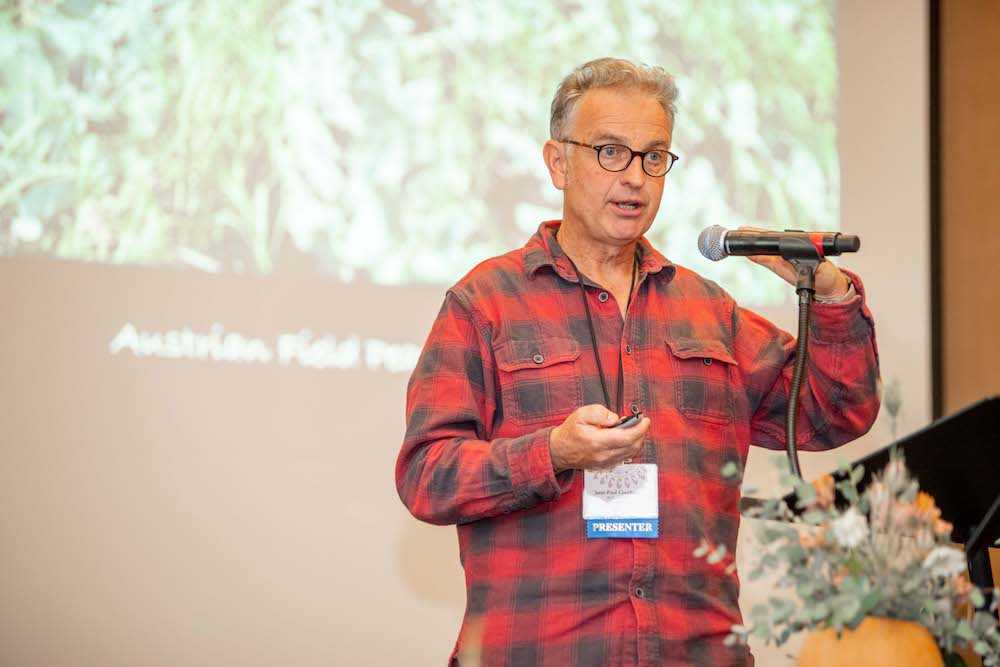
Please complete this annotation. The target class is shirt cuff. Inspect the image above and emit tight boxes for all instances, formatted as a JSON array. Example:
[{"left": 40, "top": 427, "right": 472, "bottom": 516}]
[
  {"left": 808, "top": 269, "right": 875, "bottom": 343},
  {"left": 507, "top": 426, "right": 574, "bottom": 503},
  {"left": 814, "top": 280, "right": 857, "bottom": 304}
]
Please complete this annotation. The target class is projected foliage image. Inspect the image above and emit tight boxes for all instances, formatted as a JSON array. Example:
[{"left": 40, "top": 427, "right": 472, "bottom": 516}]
[{"left": 1, "top": 0, "right": 838, "bottom": 305}]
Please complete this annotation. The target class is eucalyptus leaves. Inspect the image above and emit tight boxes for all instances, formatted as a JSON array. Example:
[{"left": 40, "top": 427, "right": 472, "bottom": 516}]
[{"left": 697, "top": 454, "right": 1000, "bottom": 665}]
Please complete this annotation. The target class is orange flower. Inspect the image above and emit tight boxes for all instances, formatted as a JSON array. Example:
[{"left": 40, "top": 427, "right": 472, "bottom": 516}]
[
  {"left": 914, "top": 492, "right": 941, "bottom": 521},
  {"left": 934, "top": 518, "right": 953, "bottom": 536},
  {"left": 799, "top": 527, "right": 826, "bottom": 549},
  {"left": 952, "top": 574, "right": 972, "bottom": 597},
  {"left": 811, "top": 474, "right": 836, "bottom": 509}
]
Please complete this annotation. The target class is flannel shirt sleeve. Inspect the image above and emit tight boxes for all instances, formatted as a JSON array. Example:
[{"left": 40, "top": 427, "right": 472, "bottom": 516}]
[
  {"left": 736, "top": 270, "right": 881, "bottom": 451},
  {"left": 395, "top": 290, "right": 574, "bottom": 525}
]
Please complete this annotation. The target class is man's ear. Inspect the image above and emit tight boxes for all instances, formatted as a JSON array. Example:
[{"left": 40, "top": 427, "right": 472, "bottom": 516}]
[{"left": 542, "top": 139, "right": 568, "bottom": 190}]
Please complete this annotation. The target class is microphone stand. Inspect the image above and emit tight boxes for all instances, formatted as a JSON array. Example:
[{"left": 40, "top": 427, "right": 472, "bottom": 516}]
[
  {"left": 785, "top": 257, "right": 820, "bottom": 479},
  {"left": 738, "top": 255, "right": 817, "bottom": 516},
  {"left": 732, "top": 229, "right": 862, "bottom": 515},
  {"left": 778, "top": 235, "right": 824, "bottom": 480}
]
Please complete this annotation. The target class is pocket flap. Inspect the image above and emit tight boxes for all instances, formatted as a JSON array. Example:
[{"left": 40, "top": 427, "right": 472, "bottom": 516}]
[
  {"left": 665, "top": 338, "right": 737, "bottom": 366},
  {"left": 495, "top": 337, "right": 581, "bottom": 372}
]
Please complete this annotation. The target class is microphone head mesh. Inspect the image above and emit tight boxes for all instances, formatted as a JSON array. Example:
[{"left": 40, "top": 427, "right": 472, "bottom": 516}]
[{"left": 697, "top": 225, "right": 728, "bottom": 261}]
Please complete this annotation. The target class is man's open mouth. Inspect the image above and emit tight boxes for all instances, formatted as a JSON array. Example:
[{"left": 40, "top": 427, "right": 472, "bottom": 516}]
[{"left": 612, "top": 200, "right": 644, "bottom": 212}]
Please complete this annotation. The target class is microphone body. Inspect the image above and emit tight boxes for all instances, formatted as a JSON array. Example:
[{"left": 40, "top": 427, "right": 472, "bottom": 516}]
[{"left": 698, "top": 225, "right": 860, "bottom": 262}]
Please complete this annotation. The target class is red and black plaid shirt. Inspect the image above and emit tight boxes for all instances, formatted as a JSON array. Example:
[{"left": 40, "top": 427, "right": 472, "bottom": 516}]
[{"left": 397, "top": 221, "right": 880, "bottom": 666}]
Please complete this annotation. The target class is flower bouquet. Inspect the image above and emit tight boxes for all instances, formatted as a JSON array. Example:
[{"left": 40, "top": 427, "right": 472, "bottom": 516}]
[{"left": 697, "top": 453, "right": 1000, "bottom": 665}]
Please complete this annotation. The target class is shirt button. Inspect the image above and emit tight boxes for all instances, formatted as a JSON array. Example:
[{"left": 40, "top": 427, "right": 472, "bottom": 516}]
[
  {"left": 634, "top": 587, "right": 645, "bottom": 599},
  {"left": 532, "top": 353, "right": 544, "bottom": 364},
  {"left": 703, "top": 357, "right": 713, "bottom": 366},
  {"left": 598, "top": 291, "right": 609, "bottom": 303},
  {"left": 625, "top": 344, "right": 633, "bottom": 355}
]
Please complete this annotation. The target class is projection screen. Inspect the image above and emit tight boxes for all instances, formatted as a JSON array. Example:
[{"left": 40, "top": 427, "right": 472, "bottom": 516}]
[{"left": 1, "top": 2, "right": 929, "bottom": 665}]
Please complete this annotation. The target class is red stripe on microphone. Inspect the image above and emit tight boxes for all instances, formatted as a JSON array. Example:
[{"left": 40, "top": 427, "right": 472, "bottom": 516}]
[{"left": 809, "top": 232, "right": 825, "bottom": 258}]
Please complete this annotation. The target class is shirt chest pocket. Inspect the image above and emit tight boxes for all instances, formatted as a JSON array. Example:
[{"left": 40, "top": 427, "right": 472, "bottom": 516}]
[
  {"left": 665, "top": 338, "right": 738, "bottom": 425},
  {"left": 494, "top": 337, "right": 583, "bottom": 428}
]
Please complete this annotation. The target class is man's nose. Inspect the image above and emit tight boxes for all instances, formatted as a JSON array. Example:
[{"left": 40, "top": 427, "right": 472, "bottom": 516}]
[{"left": 619, "top": 154, "right": 646, "bottom": 187}]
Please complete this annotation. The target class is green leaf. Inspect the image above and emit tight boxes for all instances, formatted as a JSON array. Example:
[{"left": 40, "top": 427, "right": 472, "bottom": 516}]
[
  {"left": 859, "top": 590, "right": 882, "bottom": 615},
  {"left": 832, "top": 596, "right": 862, "bottom": 625},
  {"left": 836, "top": 480, "right": 860, "bottom": 505},
  {"left": 796, "top": 483, "right": 817, "bottom": 505},
  {"left": 707, "top": 544, "right": 728, "bottom": 564},
  {"left": 970, "top": 588, "right": 985, "bottom": 608},
  {"left": 850, "top": 464, "right": 865, "bottom": 485},
  {"left": 770, "top": 598, "right": 795, "bottom": 622},
  {"left": 842, "top": 557, "right": 865, "bottom": 576},
  {"left": 801, "top": 510, "right": 826, "bottom": 525},
  {"left": 807, "top": 602, "right": 830, "bottom": 621}
]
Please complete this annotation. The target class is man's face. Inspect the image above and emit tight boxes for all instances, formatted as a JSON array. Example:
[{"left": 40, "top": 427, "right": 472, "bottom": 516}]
[{"left": 546, "top": 86, "right": 673, "bottom": 248}]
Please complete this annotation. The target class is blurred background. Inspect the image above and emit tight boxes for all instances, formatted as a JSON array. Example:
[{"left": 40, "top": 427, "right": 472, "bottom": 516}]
[
  {"left": 3, "top": 0, "right": 842, "bottom": 298},
  {"left": 1, "top": 0, "right": 996, "bottom": 665}
]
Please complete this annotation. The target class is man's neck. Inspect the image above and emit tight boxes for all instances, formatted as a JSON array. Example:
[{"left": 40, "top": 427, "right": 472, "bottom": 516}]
[{"left": 556, "top": 222, "right": 637, "bottom": 288}]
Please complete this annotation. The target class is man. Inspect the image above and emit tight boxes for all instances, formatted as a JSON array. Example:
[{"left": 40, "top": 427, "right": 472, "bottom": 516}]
[{"left": 396, "top": 58, "right": 879, "bottom": 666}]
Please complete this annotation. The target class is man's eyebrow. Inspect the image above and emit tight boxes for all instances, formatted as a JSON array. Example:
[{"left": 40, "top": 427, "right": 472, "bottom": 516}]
[
  {"left": 590, "top": 132, "right": 629, "bottom": 144},
  {"left": 590, "top": 133, "right": 671, "bottom": 150}
]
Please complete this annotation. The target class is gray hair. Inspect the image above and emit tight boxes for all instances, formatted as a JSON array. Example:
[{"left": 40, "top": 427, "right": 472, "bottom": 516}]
[{"left": 549, "top": 57, "right": 679, "bottom": 140}]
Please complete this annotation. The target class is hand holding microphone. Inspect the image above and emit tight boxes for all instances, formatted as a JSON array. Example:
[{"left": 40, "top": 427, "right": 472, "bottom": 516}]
[{"left": 698, "top": 225, "right": 858, "bottom": 299}]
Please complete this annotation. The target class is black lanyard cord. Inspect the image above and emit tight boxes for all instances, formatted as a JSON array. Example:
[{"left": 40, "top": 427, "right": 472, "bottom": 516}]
[{"left": 566, "top": 252, "right": 638, "bottom": 414}]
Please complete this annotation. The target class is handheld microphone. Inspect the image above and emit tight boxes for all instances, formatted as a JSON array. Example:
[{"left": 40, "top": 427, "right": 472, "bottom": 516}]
[{"left": 697, "top": 225, "right": 860, "bottom": 262}]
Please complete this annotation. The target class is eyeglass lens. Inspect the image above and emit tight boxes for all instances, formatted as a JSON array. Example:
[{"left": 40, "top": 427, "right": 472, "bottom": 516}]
[{"left": 597, "top": 145, "right": 673, "bottom": 176}]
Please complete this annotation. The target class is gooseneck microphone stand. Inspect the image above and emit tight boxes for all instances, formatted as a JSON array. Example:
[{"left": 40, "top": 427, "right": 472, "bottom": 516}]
[{"left": 775, "top": 235, "right": 827, "bottom": 480}]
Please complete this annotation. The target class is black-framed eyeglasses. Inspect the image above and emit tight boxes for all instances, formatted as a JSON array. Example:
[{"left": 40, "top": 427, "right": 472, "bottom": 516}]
[{"left": 561, "top": 139, "right": 679, "bottom": 177}]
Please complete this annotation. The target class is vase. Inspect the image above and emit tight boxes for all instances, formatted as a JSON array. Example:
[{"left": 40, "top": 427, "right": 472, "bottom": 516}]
[{"left": 796, "top": 616, "right": 943, "bottom": 667}]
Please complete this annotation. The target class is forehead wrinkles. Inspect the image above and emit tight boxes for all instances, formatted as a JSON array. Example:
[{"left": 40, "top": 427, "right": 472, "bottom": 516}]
[
  {"left": 587, "top": 118, "right": 672, "bottom": 146},
  {"left": 569, "top": 92, "right": 672, "bottom": 146},
  {"left": 574, "top": 100, "right": 672, "bottom": 149}
]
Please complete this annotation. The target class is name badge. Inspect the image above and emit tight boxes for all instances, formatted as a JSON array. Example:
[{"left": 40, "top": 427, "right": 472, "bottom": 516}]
[{"left": 582, "top": 463, "right": 659, "bottom": 538}]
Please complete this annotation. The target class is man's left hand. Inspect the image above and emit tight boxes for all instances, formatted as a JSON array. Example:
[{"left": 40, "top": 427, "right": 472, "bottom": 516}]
[
  {"left": 739, "top": 227, "right": 850, "bottom": 300},
  {"left": 746, "top": 253, "right": 850, "bottom": 300}
]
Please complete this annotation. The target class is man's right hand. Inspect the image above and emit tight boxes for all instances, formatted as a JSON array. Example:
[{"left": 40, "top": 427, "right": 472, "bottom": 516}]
[{"left": 548, "top": 404, "right": 651, "bottom": 473}]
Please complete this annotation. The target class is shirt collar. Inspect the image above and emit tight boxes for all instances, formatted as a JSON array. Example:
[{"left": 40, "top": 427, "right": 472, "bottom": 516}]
[{"left": 523, "top": 220, "right": 675, "bottom": 283}]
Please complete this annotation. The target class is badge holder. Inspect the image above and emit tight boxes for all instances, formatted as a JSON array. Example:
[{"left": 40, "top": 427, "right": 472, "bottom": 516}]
[{"left": 582, "top": 412, "right": 658, "bottom": 538}]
